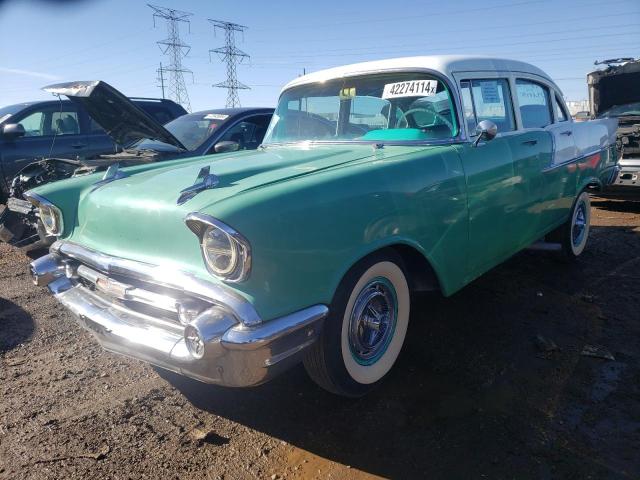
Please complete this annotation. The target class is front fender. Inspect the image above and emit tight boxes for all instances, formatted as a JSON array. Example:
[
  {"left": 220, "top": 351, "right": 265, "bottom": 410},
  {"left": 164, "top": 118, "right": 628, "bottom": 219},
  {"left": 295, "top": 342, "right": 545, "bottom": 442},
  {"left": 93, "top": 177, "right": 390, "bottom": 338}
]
[{"left": 206, "top": 145, "right": 468, "bottom": 321}]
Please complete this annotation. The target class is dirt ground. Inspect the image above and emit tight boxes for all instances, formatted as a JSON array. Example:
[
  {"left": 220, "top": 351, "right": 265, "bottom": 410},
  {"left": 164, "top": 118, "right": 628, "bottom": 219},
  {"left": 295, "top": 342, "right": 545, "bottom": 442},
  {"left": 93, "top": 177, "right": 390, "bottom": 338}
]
[{"left": 1, "top": 196, "right": 639, "bottom": 480}]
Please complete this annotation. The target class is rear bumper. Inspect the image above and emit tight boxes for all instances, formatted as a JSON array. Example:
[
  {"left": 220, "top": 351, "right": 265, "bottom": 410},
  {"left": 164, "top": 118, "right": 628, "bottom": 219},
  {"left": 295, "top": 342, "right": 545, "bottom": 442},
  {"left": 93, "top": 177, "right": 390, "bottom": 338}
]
[{"left": 30, "top": 244, "right": 327, "bottom": 387}]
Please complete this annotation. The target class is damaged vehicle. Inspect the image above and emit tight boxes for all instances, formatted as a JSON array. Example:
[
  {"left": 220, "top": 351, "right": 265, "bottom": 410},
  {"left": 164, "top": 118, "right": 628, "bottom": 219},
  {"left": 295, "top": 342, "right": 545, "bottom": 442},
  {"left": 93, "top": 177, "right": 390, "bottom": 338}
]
[
  {"left": 588, "top": 58, "right": 640, "bottom": 193},
  {"left": 0, "top": 80, "right": 273, "bottom": 249},
  {"left": 29, "top": 56, "right": 617, "bottom": 397}
]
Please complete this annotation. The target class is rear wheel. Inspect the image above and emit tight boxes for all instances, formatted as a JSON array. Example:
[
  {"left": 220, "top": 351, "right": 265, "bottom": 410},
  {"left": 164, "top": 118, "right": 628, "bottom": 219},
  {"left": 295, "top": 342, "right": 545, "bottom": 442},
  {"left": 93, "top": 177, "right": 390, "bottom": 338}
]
[
  {"left": 550, "top": 191, "right": 591, "bottom": 260},
  {"left": 304, "top": 251, "right": 410, "bottom": 397}
]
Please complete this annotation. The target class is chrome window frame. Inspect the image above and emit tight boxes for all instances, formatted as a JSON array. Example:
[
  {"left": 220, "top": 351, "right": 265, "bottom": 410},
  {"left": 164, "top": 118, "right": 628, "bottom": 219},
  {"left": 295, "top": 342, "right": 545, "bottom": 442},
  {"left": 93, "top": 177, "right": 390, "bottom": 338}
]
[{"left": 456, "top": 75, "right": 518, "bottom": 140}]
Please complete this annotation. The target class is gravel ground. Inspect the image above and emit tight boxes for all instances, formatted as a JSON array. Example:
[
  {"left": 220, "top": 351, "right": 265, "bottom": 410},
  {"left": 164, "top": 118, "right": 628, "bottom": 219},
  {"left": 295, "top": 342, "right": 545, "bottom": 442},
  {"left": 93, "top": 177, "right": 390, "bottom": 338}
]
[{"left": 1, "top": 196, "right": 639, "bottom": 480}]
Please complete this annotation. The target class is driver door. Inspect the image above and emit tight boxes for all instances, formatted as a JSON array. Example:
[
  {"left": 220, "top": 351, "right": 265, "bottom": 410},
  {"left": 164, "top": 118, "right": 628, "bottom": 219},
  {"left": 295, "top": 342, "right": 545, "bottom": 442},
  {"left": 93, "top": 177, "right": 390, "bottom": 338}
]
[{"left": 456, "top": 77, "right": 520, "bottom": 279}]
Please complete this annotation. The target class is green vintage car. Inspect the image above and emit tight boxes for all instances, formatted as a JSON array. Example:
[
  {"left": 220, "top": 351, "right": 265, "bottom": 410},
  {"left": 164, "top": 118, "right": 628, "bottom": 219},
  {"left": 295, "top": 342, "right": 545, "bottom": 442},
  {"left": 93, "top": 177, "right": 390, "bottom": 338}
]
[{"left": 29, "top": 56, "right": 618, "bottom": 397}]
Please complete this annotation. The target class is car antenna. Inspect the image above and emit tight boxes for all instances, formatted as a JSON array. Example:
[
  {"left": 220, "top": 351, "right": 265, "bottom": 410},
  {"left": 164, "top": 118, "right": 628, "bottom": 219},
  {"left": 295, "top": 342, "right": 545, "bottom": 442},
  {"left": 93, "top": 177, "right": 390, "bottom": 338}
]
[{"left": 47, "top": 93, "right": 63, "bottom": 159}]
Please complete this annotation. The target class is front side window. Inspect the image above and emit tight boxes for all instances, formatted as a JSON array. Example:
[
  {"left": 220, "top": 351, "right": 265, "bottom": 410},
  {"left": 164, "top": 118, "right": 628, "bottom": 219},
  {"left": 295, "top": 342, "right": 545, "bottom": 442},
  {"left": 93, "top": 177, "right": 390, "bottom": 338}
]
[
  {"left": 460, "top": 78, "right": 516, "bottom": 135},
  {"left": 516, "top": 79, "right": 552, "bottom": 128},
  {"left": 263, "top": 72, "right": 458, "bottom": 144},
  {"left": 16, "top": 106, "right": 79, "bottom": 137},
  {"left": 218, "top": 115, "right": 271, "bottom": 151}
]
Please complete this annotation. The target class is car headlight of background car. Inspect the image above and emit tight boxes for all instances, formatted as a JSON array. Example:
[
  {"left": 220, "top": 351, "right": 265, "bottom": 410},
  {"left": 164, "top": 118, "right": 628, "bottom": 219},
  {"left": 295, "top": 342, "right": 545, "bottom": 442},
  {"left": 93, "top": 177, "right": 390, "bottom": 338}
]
[{"left": 185, "top": 213, "right": 251, "bottom": 282}]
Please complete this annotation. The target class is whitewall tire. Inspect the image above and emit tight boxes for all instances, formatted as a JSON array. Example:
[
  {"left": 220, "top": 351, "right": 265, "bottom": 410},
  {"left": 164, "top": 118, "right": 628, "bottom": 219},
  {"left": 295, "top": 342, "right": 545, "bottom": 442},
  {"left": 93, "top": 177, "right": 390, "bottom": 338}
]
[{"left": 304, "top": 251, "right": 410, "bottom": 397}]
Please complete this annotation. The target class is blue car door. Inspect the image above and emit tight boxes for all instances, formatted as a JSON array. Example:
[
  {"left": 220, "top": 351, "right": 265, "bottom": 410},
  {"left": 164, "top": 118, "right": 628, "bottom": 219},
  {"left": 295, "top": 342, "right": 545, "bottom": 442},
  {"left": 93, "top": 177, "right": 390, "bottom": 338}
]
[{"left": 1, "top": 103, "right": 88, "bottom": 181}]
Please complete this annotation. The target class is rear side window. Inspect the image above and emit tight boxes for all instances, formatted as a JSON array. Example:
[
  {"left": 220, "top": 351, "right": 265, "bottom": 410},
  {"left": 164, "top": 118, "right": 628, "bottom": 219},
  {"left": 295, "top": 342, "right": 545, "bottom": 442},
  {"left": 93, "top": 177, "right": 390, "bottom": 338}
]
[
  {"left": 140, "top": 104, "right": 174, "bottom": 125},
  {"left": 516, "top": 79, "right": 552, "bottom": 128},
  {"left": 554, "top": 94, "right": 569, "bottom": 122},
  {"left": 460, "top": 79, "right": 516, "bottom": 135}
]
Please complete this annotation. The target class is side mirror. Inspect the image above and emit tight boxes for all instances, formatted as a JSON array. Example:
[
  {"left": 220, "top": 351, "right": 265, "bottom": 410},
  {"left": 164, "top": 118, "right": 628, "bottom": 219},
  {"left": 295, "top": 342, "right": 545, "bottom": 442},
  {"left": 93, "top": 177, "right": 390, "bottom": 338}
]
[
  {"left": 473, "top": 120, "right": 498, "bottom": 147},
  {"left": 2, "top": 123, "right": 26, "bottom": 140},
  {"left": 214, "top": 141, "right": 240, "bottom": 154}
]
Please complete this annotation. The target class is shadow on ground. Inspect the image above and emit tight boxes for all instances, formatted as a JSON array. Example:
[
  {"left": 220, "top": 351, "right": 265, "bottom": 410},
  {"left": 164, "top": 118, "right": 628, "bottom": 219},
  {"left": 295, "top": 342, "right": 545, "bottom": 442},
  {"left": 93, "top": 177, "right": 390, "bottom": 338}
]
[
  {"left": 0, "top": 297, "right": 35, "bottom": 353},
  {"left": 160, "top": 224, "right": 640, "bottom": 479},
  {"left": 591, "top": 197, "right": 640, "bottom": 214}
]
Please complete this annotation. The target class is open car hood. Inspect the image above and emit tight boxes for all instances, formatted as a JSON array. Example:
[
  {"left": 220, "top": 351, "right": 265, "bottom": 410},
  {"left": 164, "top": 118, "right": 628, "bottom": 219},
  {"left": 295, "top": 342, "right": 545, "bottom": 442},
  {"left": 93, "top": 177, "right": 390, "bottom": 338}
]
[
  {"left": 42, "top": 80, "right": 186, "bottom": 150},
  {"left": 588, "top": 59, "right": 640, "bottom": 117}
]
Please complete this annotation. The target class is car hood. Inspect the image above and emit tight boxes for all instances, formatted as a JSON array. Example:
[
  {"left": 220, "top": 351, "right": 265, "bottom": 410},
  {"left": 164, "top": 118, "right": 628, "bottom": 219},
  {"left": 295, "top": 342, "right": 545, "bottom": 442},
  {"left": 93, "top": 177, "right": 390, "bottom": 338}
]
[
  {"left": 42, "top": 80, "right": 186, "bottom": 150},
  {"left": 61, "top": 144, "right": 384, "bottom": 264},
  {"left": 588, "top": 60, "right": 640, "bottom": 117}
]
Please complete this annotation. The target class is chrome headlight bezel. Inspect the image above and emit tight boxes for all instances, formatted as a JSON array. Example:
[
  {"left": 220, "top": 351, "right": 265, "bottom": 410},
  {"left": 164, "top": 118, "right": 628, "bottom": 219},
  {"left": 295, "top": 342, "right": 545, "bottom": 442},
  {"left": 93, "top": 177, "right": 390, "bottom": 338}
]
[
  {"left": 185, "top": 213, "right": 251, "bottom": 283},
  {"left": 23, "top": 192, "right": 64, "bottom": 237}
]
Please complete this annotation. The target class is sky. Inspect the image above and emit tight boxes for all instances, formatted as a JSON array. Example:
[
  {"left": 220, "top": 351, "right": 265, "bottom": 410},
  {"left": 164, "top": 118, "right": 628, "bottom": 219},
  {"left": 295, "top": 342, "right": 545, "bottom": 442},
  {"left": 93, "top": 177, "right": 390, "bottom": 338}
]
[{"left": 1, "top": 0, "right": 639, "bottom": 112}]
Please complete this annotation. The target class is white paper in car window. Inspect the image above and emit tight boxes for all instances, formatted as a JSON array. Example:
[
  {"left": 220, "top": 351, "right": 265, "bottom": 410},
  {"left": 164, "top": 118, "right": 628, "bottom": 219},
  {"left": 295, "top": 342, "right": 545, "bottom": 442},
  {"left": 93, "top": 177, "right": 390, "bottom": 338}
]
[
  {"left": 204, "top": 113, "right": 229, "bottom": 120},
  {"left": 480, "top": 82, "right": 501, "bottom": 104},
  {"left": 382, "top": 80, "right": 438, "bottom": 99}
]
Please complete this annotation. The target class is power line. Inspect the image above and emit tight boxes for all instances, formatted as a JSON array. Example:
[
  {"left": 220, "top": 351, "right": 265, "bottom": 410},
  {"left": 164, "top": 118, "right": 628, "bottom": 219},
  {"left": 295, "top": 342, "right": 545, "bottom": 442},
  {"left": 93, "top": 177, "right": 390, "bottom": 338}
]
[
  {"left": 255, "top": 30, "right": 640, "bottom": 61},
  {"left": 208, "top": 19, "right": 250, "bottom": 108},
  {"left": 252, "top": 11, "right": 638, "bottom": 46},
  {"left": 148, "top": 4, "right": 193, "bottom": 112}
]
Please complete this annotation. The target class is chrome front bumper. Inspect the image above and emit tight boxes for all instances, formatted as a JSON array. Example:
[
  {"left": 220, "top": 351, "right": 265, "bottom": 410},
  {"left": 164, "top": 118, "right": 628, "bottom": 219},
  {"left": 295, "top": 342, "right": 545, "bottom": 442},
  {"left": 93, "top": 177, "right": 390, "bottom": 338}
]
[{"left": 30, "top": 241, "right": 327, "bottom": 387}]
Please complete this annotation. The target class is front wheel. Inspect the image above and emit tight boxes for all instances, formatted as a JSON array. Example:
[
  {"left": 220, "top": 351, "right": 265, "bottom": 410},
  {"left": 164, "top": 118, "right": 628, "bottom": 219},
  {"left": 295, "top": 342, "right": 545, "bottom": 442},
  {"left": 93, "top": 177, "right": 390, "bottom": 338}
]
[{"left": 303, "top": 251, "right": 410, "bottom": 397}]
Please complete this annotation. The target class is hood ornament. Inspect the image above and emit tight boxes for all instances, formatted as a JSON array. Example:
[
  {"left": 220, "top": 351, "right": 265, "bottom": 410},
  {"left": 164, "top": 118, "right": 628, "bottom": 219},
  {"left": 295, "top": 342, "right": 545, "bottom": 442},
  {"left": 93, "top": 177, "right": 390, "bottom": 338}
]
[
  {"left": 91, "top": 163, "right": 128, "bottom": 191},
  {"left": 177, "top": 166, "right": 219, "bottom": 205}
]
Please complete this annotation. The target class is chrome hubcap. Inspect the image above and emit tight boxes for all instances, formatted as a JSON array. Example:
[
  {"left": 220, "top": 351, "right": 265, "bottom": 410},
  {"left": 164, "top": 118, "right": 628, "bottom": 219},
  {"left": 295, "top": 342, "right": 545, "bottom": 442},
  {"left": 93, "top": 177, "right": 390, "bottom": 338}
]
[
  {"left": 572, "top": 202, "right": 587, "bottom": 247},
  {"left": 348, "top": 277, "right": 397, "bottom": 365}
]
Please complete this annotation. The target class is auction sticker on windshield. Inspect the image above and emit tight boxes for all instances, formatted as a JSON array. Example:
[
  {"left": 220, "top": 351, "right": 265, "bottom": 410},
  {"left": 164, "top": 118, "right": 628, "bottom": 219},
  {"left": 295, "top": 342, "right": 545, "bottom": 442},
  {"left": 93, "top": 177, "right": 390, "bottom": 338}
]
[
  {"left": 383, "top": 80, "right": 438, "bottom": 99},
  {"left": 204, "top": 113, "right": 229, "bottom": 120}
]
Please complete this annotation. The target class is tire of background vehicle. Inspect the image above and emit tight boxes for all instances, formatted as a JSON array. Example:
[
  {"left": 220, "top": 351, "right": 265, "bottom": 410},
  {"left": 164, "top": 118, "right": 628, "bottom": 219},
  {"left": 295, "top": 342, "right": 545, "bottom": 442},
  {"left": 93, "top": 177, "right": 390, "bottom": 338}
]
[
  {"left": 303, "top": 250, "right": 411, "bottom": 397},
  {"left": 549, "top": 191, "right": 591, "bottom": 261}
]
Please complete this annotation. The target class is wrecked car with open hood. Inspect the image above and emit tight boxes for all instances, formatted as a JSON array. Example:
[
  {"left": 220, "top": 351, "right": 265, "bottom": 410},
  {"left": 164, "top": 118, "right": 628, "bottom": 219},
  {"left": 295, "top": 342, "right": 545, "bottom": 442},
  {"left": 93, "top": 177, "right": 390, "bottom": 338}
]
[
  {"left": 0, "top": 80, "right": 273, "bottom": 249},
  {"left": 589, "top": 58, "right": 640, "bottom": 193}
]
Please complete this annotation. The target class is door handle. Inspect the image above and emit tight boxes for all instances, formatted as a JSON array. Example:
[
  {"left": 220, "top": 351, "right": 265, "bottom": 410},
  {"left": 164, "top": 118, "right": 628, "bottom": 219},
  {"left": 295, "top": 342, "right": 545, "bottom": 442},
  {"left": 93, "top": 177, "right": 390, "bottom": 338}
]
[
  {"left": 560, "top": 130, "right": 573, "bottom": 136},
  {"left": 522, "top": 140, "right": 538, "bottom": 146},
  {"left": 71, "top": 143, "right": 86, "bottom": 149}
]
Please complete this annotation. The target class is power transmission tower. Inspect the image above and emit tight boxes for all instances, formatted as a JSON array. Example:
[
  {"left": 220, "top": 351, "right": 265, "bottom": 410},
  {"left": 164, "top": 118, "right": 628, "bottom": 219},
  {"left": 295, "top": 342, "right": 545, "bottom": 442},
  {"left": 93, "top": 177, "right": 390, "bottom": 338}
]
[
  {"left": 149, "top": 4, "right": 193, "bottom": 111},
  {"left": 208, "top": 19, "right": 249, "bottom": 108}
]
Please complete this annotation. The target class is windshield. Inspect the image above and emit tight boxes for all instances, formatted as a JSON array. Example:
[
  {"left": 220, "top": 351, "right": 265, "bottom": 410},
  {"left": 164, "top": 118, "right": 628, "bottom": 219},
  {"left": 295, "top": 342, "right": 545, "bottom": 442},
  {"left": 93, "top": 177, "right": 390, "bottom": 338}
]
[
  {"left": 598, "top": 102, "right": 640, "bottom": 118},
  {"left": 0, "top": 104, "right": 26, "bottom": 124},
  {"left": 263, "top": 72, "right": 458, "bottom": 145},
  {"left": 137, "top": 112, "right": 229, "bottom": 151}
]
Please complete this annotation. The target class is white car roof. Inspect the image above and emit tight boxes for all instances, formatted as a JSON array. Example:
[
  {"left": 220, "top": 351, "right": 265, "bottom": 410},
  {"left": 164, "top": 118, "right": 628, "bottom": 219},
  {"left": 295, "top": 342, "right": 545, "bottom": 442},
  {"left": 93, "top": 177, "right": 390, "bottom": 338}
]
[{"left": 282, "top": 55, "right": 555, "bottom": 92}]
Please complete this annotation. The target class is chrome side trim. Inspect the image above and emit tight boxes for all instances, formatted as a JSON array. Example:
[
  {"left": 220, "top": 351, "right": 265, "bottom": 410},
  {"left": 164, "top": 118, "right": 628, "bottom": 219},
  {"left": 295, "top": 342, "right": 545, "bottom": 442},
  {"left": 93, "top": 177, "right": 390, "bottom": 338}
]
[
  {"left": 542, "top": 148, "right": 603, "bottom": 173},
  {"left": 50, "top": 240, "right": 262, "bottom": 326}
]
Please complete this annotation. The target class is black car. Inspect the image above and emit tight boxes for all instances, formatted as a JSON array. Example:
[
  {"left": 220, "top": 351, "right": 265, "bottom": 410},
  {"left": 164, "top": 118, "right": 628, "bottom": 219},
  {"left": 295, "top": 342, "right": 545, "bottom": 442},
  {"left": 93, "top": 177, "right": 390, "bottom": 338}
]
[
  {"left": 0, "top": 95, "right": 186, "bottom": 201},
  {"left": 0, "top": 80, "right": 273, "bottom": 249}
]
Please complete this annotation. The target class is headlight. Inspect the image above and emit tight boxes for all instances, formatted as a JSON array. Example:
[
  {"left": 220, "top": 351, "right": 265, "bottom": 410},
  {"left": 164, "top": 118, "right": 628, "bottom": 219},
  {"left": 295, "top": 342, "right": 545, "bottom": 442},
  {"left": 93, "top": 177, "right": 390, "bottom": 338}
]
[
  {"left": 22, "top": 192, "right": 64, "bottom": 237},
  {"left": 39, "top": 204, "right": 63, "bottom": 236},
  {"left": 203, "top": 226, "right": 238, "bottom": 276},
  {"left": 185, "top": 213, "right": 251, "bottom": 282}
]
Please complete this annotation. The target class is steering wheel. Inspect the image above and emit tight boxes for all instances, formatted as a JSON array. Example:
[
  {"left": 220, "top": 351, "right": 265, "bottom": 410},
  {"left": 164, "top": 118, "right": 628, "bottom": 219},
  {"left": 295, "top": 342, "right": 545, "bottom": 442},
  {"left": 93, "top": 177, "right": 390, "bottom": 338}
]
[{"left": 395, "top": 107, "right": 454, "bottom": 132}]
